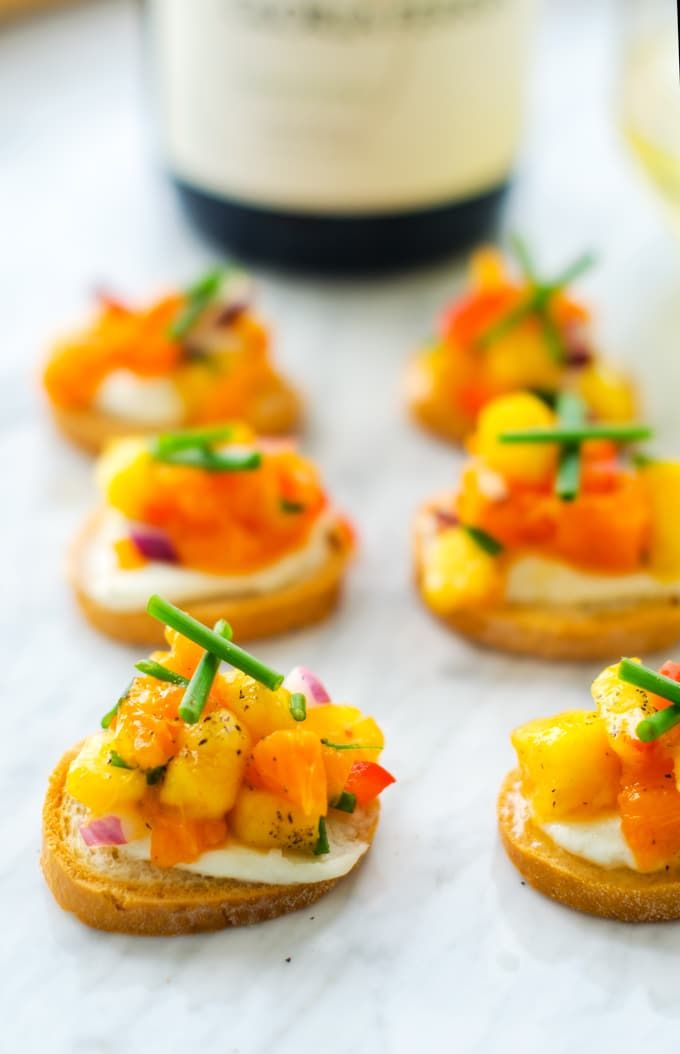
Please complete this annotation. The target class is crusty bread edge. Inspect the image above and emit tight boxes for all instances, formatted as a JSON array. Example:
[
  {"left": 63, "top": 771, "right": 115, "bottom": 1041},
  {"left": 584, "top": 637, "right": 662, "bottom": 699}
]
[
  {"left": 41, "top": 748, "right": 379, "bottom": 935},
  {"left": 412, "top": 503, "right": 680, "bottom": 660},
  {"left": 69, "top": 509, "right": 354, "bottom": 644},
  {"left": 48, "top": 378, "right": 303, "bottom": 455},
  {"left": 498, "top": 771, "right": 680, "bottom": 922}
]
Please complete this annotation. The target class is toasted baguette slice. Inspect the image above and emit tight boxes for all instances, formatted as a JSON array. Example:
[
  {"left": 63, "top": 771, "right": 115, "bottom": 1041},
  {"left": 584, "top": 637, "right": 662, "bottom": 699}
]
[
  {"left": 413, "top": 513, "right": 680, "bottom": 661},
  {"left": 49, "top": 380, "right": 302, "bottom": 456},
  {"left": 69, "top": 511, "right": 353, "bottom": 645},
  {"left": 498, "top": 771, "right": 680, "bottom": 922},
  {"left": 404, "top": 356, "right": 472, "bottom": 445},
  {"left": 42, "top": 749, "right": 379, "bottom": 935}
]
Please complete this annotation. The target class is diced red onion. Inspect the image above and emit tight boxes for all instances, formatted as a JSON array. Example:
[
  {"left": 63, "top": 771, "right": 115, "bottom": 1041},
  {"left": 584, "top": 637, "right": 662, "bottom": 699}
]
[
  {"left": 129, "top": 524, "right": 178, "bottom": 563},
  {"left": 80, "top": 815, "right": 127, "bottom": 847},
  {"left": 283, "top": 666, "right": 331, "bottom": 706},
  {"left": 433, "top": 508, "right": 459, "bottom": 529}
]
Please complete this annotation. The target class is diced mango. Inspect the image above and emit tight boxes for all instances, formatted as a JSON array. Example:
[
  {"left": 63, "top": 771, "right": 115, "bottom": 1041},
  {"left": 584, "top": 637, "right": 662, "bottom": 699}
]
[
  {"left": 160, "top": 710, "right": 251, "bottom": 819},
  {"left": 223, "top": 672, "right": 297, "bottom": 741},
  {"left": 511, "top": 710, "right": 621, "bottom": 822},
  {"left": 484, "top": 332, "right": 562, "bottom": 393},
  {"left": 66, "top": 733, "right": 147, "bottom": 816},
  {"left": 473, "top": 392, "right": 558, "bottom": 484},
  {"left": 304, "top": 705, "right": 384, "bottom": 762},
  {"left": 96, "top": 437, "right": 152, "bottom": 512},
  {"left": 469, "top": 247, "right": 506, "bottom": 290},
  {"left": 576, "top": 363, "right": 636, "bottom": 423},
  {"left": 641, "top": 462, "right": 680, "bottom": 581},
  {"left": 591, "top": 662, "right": 656, "bottom": 764},
  {"left": 421, "top": 526, "right": 500, "bottom": 613},
  {"left": 229, "top": 787, "right": 319, "bottom": 851}
]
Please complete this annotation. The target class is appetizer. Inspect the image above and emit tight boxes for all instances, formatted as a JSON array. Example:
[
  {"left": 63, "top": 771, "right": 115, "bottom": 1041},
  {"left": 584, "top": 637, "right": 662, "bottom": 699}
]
[
  {"left": 42, "top": 597, "right": 394, "bottom": 934},
  {"left": 43, "top": 269, "right": 301, "bottom": 452},
  {"left": 499, "top": 657, "right": 680, "bottom": 921},
  {"left": 71, "top": 423, "right": 354, "bottom": 643},
  {"left": 405, "top": 240, "right": 636, "bottom": 443},
  {"left": 414, "top": 390, "right": 680, "bottom": 659}
]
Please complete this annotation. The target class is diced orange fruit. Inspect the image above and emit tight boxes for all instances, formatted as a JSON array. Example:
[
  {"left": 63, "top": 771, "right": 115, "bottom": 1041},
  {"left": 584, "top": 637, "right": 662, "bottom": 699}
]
[
  {"left": 619, "top": 755, "right": 680, "bottom": 872},
  {"left": 149, "top": 809, "right": 228, "bottom": 868},
  {"left": 113, "top": 537, "right": 147, "bottom": 570},
  {"left": 252, "top": 729, "right": 327, "bottom": 817},
  {"left": 304, "top": 705, "right": 384, "bottom": 762}
]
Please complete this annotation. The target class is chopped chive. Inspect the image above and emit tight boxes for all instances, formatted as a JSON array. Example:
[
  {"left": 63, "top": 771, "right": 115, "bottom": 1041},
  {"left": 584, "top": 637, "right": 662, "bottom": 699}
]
[
  {"left": 619, "top": 658, "right": 680, "bottom": 707},
  {"left": 150, "top": 446, "right": 261, "bottom": 472},
  {"left": 331, "top": 791, "right": 357, "bottom": 814},
  {"left": 101, "top": 681, "right": 133, "bottom": 730},
  {"left": 151, "top": 424, "right": 237, "bottom": 456},
  {"left": 509, "top": 233, "right": 538, "bottom": 283},
  {"left": 145, "top": 765, "right": 167, "bottom": 785},
  {"left": 289, "top": 692, "right": 307, "bottom": 722},
  {"left": 555, "top": 390, "right": 586, "bottom": 426},
  {"left": 134, "top": 660, "right": 190, "bottom": 686},
  {"left": 498, "top": 423, "right": 652, "bottom": 444},
  {"left": 632, "top": 451, "right": 658, "bottom": 468},
  {"left": 462, "top": 525, "right": 504, "bottom": 556},
  {"left": 147, "top": 595, "right": 283, "bottom": 691},
  {"left": 537, "top": 309, "right": 565, "bottom": 363},
  {"left": 108, "top": 750, "right": 134, "bottom": 770},
  {"left": 476, "top": 296, "right": 535, "bottom": 348},
  {"left": 548, "top": 251, "right": 596, "bottom": 291},
  {"left": 637, "top": 707, "right": 680, "bottom": 743},
  {"left": 313, "top": 817, "right": 330, "bottom": 856},
  {"left": 178, "top": 619, "right": 232, "bottom": 724},
  {"left": 555, "top": 446, "right": 581, "bottom": 501},
  {"left": 320, "top": 739, "right": 382, "bottom": 751},
  {"left": 168, "top": 268, "right": 225, "bottom": 340},
  {"left": 280, "top": 499, "right": 306, "bottom": 514}
]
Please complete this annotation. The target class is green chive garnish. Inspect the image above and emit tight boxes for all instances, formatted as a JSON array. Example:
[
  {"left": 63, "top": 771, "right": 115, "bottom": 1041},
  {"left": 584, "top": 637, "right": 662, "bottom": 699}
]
[
  {"left": 178, "top": 619, "right": 232, "bottom": 724},
  {"left": 313, "top": 817, "right": 330, "bottom": 856},
  {"left": 498, "top": 423, "right": 652, "bottom": 444},
  {"left": 619, "top": 658, "right": 680, "bottom": 706},
  {"left": 146, "top": 765, "right": 167, "bottom": 786},
  {"left": 134, "top": 660, "right": 190, "bottom": 686},
  {"left": 147, "top": 595, "right": 283, "bottom": 691},
  {"left": 108, "top": 750, "right": 134, "bottom": 770},
  {"left": 554, "top": 391, "right": 585, "bottom": 502},
  {"left": 331, "top": 791, "right": 357, "bottom": 814},
  {"left": 619, "top": 658, "right": 680, "bottom": 743},
  {"left": 477, "top": 239, "right": 595, "bottom": 358},
  {"left": 320, "top": 739, "right": 382, "bottom": 751},
  {"left": 101, "top": 681, "right": 133, "bottom": 730},
  {"left": 289, "top": 692, "right": 307, "bottom": 722},
  {"left": 152, "top": 424, "right": 238, "bottom": 457},
  {"left": 168, "top": 268, "right": 225, "bottom": 340},
  {"left": 280, "top": 499, "right": 305, "bottom": 514},
  {"left": 463, "top": 525, "right": 504, "bottom": 556},
  {"left": 637, "top": 707, "right": 680, "bottom": 744},
  {"left": 150, "top": 445, "right": 261, "bottom": 472}
]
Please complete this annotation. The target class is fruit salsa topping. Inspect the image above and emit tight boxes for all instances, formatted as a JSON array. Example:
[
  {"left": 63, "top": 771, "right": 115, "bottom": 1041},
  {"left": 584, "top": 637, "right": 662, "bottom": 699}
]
[
  {"left": 43, "top": 268, "right": 288, "bottom": 425},
  {"left": 66, "top": 597, "right": 394, "bottom": 869},
  {"left": 511, "top": 659, "right": 680, "bottom": 873},
  {"left": 98, "top": 424, "right": 331, "bottom": 576},
  {"left": 419, "top": 390, "right": 675, "bottom": 614},
  {"left": 416, "top": 240, "right": 635, "bottom": 423}
]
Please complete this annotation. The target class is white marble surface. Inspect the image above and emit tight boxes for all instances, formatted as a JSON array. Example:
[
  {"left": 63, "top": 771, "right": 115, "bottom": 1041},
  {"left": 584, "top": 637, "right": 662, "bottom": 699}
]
[{"left": 3, "top": 1, "right": 680, "bottom": 1050}]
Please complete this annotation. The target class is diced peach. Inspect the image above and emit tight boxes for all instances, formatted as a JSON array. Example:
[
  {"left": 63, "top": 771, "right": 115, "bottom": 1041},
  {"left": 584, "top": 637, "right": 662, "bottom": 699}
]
[
  {"left": 252, "top": 729, "right": 327, "bottom": 817},
  {"left": 229, "top": 787, "right": 319, "bottom": 851},
  {"left": 66, "top": 733, "right": 147, "bottom": 816},
  {"left": 160, "top": 710, "right": 251, "bottom": 819},
  {"left": 512, "top": 710, "right": 621, "bottom": 822}
]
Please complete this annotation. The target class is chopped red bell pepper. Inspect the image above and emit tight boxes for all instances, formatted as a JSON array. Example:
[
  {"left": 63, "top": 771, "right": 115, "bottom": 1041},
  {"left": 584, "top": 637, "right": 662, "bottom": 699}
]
[{"left": 344, "top": 761, "right": 395, "bottom": 805}]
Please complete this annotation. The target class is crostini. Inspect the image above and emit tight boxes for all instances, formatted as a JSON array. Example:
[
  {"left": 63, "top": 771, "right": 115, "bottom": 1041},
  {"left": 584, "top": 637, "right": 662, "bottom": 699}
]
[
  {"left": 499, "top": 657, "right": 680, "bottom": 921},
  {"left": 71, "top": 424, "right": 354, "bottom": 643},
  {"left": 405, "top": 241, "right": 636, "bottom": 444},
  {"left": 42, "top": 597, "right": 394, "bottom": 934},
  {"left": 413, "top": 390, "right": 680, "bottom": 659},
  {"left": 43, "top": 269, "right": 301, "bottom": 453}
]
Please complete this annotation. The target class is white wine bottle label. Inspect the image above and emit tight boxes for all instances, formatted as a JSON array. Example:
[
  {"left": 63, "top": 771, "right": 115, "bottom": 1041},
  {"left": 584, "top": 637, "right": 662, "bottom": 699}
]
[{"left": 151, "top": 0, "right": 536, "bottom": 214}]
